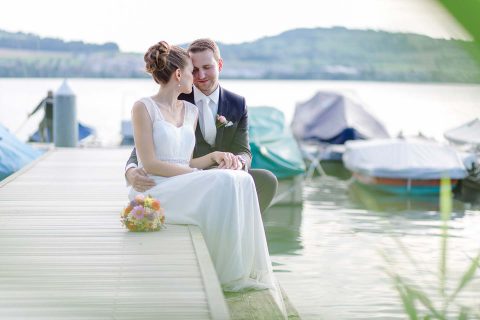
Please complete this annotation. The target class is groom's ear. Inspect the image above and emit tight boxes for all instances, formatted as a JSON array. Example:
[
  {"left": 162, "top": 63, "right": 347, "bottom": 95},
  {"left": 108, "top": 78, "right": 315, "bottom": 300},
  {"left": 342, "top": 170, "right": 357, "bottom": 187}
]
[{"left": 217, "top": 58, "right": 223, "bottom": 72}]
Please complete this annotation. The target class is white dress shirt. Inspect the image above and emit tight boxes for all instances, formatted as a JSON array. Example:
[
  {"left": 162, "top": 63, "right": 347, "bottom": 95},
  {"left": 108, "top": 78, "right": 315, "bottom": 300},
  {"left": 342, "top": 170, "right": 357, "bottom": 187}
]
[{"left": 193, "top": 86, "right": 219, "bottom": 123}]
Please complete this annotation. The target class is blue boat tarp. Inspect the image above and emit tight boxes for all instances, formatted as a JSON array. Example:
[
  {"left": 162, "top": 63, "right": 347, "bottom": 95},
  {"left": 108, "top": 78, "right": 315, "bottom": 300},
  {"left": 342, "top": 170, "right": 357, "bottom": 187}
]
[
  {"left": 343, "top": 138, "right": 468, "bottom": 180},
  {"left": 1, "top": 124, "right": 43, "bottom": 180},
  {"left": 249, "top": 107, "right": 306, "bottom": 179},
  {"left": 291, "top": 91, "right": 389, "bottom": 144},
  {"left": 29, "top": 122, "right": 94, "bottom": 143}
]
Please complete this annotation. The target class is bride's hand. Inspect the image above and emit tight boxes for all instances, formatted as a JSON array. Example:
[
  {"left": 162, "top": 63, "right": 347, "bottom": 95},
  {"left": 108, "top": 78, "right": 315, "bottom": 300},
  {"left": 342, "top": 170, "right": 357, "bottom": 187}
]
[{"left": 211, "top": 151, "right": 235, "bottom": 168}]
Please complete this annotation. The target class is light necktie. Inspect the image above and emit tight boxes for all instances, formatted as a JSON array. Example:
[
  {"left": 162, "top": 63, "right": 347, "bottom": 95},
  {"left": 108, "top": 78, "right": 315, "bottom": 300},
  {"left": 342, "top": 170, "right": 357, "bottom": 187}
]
[{"left": 201, "top": 97, "right": 216, "bottom": 146}]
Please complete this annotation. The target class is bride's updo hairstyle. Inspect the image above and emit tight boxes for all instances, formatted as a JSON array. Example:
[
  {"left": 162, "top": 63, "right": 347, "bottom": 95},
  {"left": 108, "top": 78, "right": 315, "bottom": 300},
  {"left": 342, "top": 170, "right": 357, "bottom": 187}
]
[{"left": 144, "top": 41, "right": 189, "bottom": 84}]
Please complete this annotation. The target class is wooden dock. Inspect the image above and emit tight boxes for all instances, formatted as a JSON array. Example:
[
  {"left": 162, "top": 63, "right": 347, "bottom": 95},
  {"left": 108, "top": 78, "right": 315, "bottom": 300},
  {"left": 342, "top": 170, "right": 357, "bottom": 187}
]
[{"left": 0, "top": 148, "right": 230, "bottom": 320}]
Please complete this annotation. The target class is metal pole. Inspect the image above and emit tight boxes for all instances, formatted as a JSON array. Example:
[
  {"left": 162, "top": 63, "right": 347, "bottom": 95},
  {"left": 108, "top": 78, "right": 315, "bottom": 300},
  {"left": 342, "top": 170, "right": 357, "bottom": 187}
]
[{"left": 53, "top": 80, "right": 78, "bottom": 147}]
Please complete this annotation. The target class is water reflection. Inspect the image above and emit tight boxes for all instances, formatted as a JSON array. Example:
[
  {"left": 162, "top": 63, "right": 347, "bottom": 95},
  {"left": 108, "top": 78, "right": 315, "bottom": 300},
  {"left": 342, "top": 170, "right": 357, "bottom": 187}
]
[
  {"left": 264, "top": 165, "right": 480, "bottom": 319},
  {"left": 263, "top": 204, "right": 303, "bottom": 256},
  {"left": 348, "top": 181, "right": 467, "bottom": 218}
]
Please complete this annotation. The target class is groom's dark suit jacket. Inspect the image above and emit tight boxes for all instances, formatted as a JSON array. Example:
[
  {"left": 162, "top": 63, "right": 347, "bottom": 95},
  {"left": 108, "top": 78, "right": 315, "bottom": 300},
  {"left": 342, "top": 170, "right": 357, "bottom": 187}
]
[{"left": 126, "top": 86, "right": 252, "bottom": 169}]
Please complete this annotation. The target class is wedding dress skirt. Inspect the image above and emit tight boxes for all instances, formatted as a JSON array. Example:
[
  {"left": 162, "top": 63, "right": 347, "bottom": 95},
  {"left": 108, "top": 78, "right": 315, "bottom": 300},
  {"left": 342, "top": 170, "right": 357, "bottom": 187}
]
[{"left": 130, "top": 169, "right": 276, "bottom": 292}]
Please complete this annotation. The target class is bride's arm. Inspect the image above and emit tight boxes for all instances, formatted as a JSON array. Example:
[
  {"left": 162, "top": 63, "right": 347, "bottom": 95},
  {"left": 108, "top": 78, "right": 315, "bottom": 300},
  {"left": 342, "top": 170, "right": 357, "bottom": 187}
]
[
  {"left": 132, "top": 101, "right": 194, "bottom": 177},
  {"left": 190, "top": 152, "right": 225, "bottom": 169}
]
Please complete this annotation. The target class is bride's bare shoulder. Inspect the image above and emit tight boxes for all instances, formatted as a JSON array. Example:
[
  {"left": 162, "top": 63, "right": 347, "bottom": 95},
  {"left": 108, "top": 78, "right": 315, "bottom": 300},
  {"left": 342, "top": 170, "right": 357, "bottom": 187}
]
[{"left": 132, "top": 100, "right": 147, "bottom": 112}]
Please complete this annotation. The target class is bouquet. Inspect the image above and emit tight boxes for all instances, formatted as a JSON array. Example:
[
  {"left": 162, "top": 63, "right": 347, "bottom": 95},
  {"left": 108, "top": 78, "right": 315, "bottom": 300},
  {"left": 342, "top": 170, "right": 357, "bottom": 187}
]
[{"left": 121, "top": 194, "right": 165, "bottom": 232}]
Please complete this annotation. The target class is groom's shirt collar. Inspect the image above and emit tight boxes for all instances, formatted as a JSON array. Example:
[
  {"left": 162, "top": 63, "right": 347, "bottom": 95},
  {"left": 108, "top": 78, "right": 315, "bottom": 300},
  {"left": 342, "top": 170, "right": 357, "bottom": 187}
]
[{"left": 193, "top": 85, "right": 220, "bottom": 106}]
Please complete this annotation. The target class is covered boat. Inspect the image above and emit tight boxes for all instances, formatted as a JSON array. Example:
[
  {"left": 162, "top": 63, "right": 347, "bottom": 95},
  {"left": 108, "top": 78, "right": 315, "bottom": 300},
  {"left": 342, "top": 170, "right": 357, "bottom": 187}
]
[
  {"left": 291, "top": 91, "right": 389, "bottom": 144},
  {"left": 28, "top": 122, "right": 95, "bottom": 143},
  {"left": 1, "top": 124, "right": 43, "bottom": 180},
  {"left": 249, "top": 106, "right": 306, "bottom": 179},
  {"left": 444, "top": 118, "right": 480, "bottom": 147},
  {"left": 444, "top": 118, "right": 480, "bottom": 191},
  {"left": 343, "top": 138, "right": 468, "bottom": 195},
  {"left": 249, "top": 106, "right": 306, "bottom": 204}
]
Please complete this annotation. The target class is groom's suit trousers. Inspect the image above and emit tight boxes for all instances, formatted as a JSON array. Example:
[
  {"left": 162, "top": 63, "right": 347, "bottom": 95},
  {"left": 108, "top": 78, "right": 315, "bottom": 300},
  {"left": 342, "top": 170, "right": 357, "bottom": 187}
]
[{"left": 248, "top": 168, "right": 278, "bottom": 214}]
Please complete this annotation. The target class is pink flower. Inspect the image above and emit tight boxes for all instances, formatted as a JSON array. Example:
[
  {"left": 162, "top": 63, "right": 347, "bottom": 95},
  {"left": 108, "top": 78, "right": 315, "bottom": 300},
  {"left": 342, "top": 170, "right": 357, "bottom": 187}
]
[
  {"left": 216, "top": 115, "right": 233, "bottom": 128},
  {"left": 131, "top": 205, "right": 145, "bottom": 219},
  {"left": 134, "top": 194, "right": 145, "bottom": 204},
  {"left": 217, "top": 115, "right": 227, "bottom": 124}
]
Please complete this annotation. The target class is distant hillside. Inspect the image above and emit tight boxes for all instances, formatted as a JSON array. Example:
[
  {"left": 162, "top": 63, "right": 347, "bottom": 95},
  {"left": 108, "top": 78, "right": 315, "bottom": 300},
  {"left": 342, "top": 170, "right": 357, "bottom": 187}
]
[
  {"left": 1, "top": 27, "right": 480, "bottom": 82},
  {"left": 0, "top": 29, "right": 118, "bottom": 52}
]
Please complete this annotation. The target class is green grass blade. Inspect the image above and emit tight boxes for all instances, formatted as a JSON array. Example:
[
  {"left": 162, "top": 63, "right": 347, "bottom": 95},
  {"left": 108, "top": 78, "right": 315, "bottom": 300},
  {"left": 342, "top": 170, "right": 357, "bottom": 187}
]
[
  {"left": 407, "top": 285, "right": 444, "bottom": 319},
  {"left": 394, "top": 277, "right": 419, "bottom": 320},
  {"left": 439, "top": 176, "right": 452, "bottom": 298},
  {"left": 457, "top": 306, "right": 468, "bottom": 320},
  {"left": 448, "top": 253, "right": 480, "bottom": 304}
]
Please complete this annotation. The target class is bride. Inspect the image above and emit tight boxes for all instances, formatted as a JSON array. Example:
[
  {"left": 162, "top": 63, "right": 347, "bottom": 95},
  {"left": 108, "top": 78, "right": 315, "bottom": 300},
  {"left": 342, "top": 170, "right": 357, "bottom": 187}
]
[{"left": 129, "top": 40, "right": 285, "bottom": 313}]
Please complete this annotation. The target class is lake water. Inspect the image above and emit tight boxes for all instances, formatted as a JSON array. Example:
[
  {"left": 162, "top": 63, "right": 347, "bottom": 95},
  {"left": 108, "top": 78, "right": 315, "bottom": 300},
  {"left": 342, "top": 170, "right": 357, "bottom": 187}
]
[{"left": 1, "top": 78, "right": 480, "bottom": 319}]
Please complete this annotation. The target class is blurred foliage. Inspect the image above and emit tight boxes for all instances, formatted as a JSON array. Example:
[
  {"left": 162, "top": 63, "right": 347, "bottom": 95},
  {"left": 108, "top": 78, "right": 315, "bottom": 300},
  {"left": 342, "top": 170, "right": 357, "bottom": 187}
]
[
  {"left": 437, "top": 0, "right": 480, "bottom": 69},
  {"left": 1, "top": 27, "right": 480, "bottom": 82},
  {"left": 438, "top": 0, "right": 480, "bottom": 42}
]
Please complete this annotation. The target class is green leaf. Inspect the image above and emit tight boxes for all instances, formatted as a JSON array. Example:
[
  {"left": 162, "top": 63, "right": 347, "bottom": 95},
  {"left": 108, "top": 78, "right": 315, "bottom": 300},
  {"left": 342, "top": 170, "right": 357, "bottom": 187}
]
[
  {"left": 448, "top": 253, "right": 480, "bottom": 303},
  {"left": 395, "top": 280, "right": 419, "bottom": 320},
  {"left": 439, "top": 176, "right": 452, "bottom": 297},
  {"left": 406, "top": 285, "right": 443, "bottom": 319},
  {"left": 457, "top": 306, "right": 468, "bottom": 320}
]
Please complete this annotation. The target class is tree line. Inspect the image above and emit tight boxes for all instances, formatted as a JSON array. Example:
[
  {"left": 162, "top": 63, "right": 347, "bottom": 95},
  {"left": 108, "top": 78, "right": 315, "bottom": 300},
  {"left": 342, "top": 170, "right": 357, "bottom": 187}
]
[{"left": 1, "top": 27, "right": 480, "bottom": 82}]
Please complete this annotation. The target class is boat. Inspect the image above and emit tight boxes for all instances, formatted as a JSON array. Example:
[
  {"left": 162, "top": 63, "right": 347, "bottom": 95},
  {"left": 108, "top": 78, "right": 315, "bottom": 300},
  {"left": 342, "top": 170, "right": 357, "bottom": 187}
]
[
  {"left": 249, "top": 106, "right": 306, "bottom": 204},
  {"left": 291, "top": 90, "right": 389, "bottom": 144},
  {"left": 444, "top": 118, "right": 480, "bottom": 148},
  {"left": 343, "top": 138, "right": 468, "bottom": 195},
  {"left": 28, "top": 122, "right": 95, "bottom": 143},
  {"left": 444, "top": 118, "right": 480, "bottom": 191},
  {"left": 1, "top": 123, "right": 43, "bottom": 180},
  {"left": 291, "top": 91, "right": 389, "bottom": 178}
]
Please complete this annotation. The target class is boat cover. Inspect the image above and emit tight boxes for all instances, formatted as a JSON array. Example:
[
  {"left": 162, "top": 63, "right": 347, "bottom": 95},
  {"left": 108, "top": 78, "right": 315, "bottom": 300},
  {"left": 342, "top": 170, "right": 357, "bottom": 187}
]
[
  {"left": 249, "top": 107, "right": 305, "bottom": 179},
  {"left": 1, "top": 123, "right": 43, "bottom": 180},
  {"left": 343, "top": 138, "right": 468, "bottom": 179},
  {"left": 29, "top": 122, "right": 94, "bottom": 143},
  {"left": 291, "top": 91, "right": 389, "bottom": 144},
  {"left": 444, "top": 118, "right": 480, "bottom": 146}
]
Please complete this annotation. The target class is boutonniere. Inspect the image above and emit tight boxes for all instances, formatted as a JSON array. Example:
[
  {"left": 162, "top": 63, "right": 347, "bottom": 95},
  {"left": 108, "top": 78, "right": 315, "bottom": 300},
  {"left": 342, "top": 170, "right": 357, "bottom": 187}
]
[{"left": 216, "top": 115, "right": 233, "bottom": 128}]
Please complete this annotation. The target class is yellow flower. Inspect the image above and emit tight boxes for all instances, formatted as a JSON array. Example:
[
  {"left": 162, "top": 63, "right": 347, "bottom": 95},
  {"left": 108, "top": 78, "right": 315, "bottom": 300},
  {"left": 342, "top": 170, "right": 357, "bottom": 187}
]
[{"left": 143, "top": 197, "right": 153, "bottom": 208}]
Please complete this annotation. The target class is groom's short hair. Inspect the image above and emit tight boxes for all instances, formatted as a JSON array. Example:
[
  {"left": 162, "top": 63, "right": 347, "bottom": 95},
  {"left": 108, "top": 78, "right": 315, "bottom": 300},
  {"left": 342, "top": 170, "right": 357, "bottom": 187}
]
[{"left": 188, "top": 38, "right": 221, "bottom": 62}]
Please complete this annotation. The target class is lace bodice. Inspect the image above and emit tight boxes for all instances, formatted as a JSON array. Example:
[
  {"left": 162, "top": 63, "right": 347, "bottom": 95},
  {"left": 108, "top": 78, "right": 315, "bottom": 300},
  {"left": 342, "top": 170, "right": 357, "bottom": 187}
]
[{"left": 136, "top": 97, "right": 198, "bottom": 168}]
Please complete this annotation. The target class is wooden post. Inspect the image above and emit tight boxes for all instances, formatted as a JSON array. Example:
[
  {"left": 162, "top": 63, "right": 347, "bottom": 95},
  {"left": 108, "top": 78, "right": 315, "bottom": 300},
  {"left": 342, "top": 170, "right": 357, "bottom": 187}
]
[{"left": 53, "top": 80, "right": 78, "bottom": 147}]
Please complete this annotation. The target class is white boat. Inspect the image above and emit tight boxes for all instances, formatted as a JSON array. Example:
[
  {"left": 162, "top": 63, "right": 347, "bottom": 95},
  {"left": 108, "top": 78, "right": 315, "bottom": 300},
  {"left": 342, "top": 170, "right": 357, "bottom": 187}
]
[
  {"left": 444, "top": 118, "right": 480, "bottom": 148},
  {"left": 444, "top": 118, "right": 480, "bottom": 191},
  {"left": 343, "top": 138, "right": 468, "bottom": 195}
]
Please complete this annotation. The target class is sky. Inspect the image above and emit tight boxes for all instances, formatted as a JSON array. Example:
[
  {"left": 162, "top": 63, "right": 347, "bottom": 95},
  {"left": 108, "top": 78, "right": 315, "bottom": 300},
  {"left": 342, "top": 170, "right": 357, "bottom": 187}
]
[{"left": 0, "top": 0, "right": 471, "bottom": 53}]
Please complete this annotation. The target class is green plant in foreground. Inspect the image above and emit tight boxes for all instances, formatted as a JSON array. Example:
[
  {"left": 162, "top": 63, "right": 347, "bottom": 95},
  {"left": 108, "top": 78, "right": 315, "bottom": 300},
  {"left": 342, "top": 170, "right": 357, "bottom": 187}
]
[{"left": 383, "top": 177, "right": 480, "bottom": 319}]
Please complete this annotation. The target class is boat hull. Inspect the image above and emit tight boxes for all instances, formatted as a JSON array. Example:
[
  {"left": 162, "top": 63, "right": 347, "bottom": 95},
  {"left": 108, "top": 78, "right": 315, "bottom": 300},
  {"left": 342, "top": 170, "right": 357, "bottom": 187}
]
[{"left": 353, "top": 172, "right": 459, "bottom": 195}]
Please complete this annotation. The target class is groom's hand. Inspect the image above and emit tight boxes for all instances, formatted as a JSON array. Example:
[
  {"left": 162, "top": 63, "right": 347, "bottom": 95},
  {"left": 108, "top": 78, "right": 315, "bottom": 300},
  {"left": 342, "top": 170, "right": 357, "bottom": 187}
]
[
  {"left": 218, "top": 155, "right": 242, "bottom": 170},
  {"left": 217, "top": 152, "right": 235, "bottom": 169},
  {"left": 126, "top": 167, "right": 155, "bottom": 192}
]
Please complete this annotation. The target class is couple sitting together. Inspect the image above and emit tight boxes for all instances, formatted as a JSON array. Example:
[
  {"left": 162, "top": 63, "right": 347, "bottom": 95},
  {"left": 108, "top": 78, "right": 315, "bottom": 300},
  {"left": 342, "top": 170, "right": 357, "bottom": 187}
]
[{"left": 125, "top": 37, "right": 284, "bottom": 309}]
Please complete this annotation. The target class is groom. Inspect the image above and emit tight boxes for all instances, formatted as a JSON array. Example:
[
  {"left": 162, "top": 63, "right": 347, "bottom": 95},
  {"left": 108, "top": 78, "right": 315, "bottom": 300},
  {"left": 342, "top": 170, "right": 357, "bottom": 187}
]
[{"left": 125, "top": 38, "right": 278, "bottom": 213}]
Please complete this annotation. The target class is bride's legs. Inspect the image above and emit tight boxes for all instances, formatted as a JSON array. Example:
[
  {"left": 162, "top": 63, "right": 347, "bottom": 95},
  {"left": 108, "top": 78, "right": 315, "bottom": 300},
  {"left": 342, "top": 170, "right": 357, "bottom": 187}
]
[{"left": 199, "top": 170, "right": 273, "bottom": 291}]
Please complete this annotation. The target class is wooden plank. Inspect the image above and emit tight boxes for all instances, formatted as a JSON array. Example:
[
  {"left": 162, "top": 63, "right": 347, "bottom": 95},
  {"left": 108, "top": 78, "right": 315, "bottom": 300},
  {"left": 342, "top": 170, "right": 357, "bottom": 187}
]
[{"left": 189, "top": 225, "right": 231, "bottom": 320}]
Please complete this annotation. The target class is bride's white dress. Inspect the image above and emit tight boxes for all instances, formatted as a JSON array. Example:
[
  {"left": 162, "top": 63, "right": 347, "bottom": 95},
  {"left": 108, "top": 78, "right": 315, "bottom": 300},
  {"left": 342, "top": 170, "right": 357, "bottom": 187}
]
[{"left": 129, "top": 98, "right": 283, "bottom": 301}]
